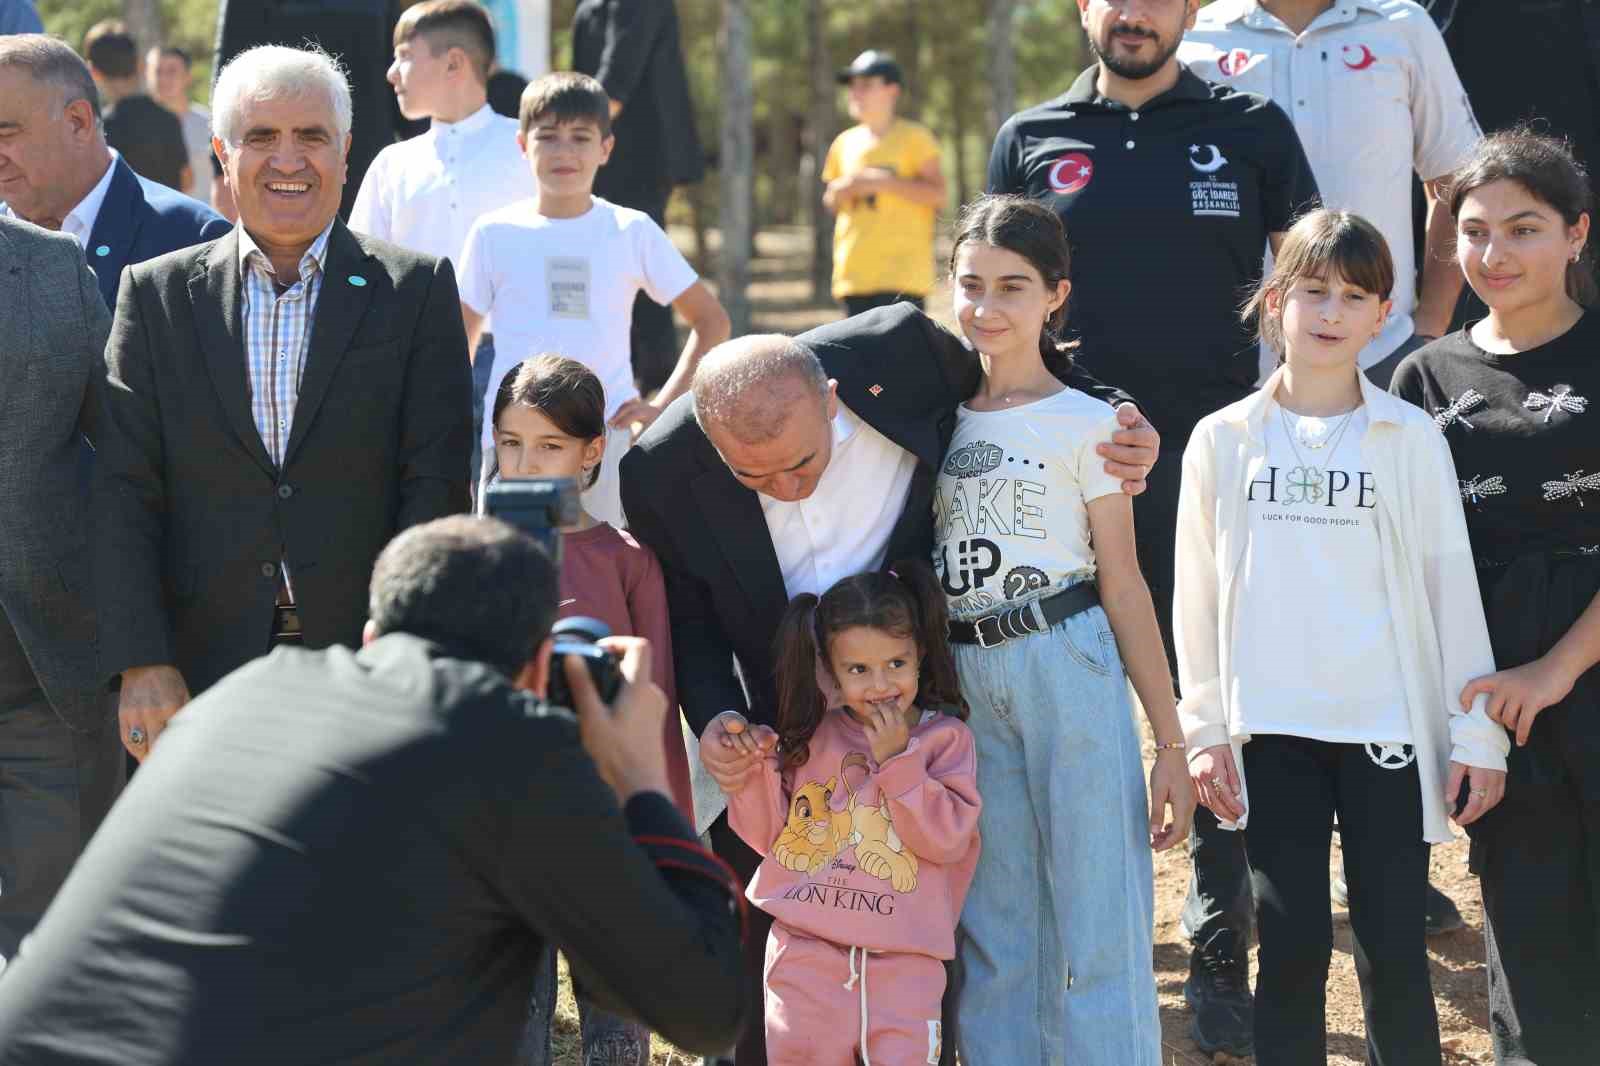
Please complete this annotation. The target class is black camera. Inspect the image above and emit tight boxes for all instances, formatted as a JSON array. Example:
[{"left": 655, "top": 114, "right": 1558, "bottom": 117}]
[
  {"left": 547, "top": 616, "right": 625, "bottom": 711},
  {"left": 483, "top": 478, "right": 623, "bottom": 710}
]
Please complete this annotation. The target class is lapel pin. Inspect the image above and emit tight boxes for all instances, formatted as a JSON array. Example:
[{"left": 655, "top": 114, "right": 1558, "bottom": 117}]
[
  {"left": 868, "top": 384, "right": 884, "bottom": 397},
  {"left": 94, "top": 245, "right": 110, "bottom": 257},
  {"left": 348, "top": 275, "right": 367, "bottom": 287}
]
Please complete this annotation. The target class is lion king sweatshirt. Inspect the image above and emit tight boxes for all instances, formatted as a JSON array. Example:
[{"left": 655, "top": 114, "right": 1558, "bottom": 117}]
[{"left": 726, "top": 707, "right": 981, "bottom": 959}]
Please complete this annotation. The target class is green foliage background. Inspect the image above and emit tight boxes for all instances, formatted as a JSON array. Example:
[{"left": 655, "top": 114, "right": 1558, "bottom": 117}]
[{"left": 32, "top": 0, "right": 1094, "bottom": 216}]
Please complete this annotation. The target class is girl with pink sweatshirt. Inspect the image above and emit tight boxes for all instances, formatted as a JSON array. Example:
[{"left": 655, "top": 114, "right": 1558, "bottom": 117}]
[{"left": 702, "top": 562, "right": 981, "bottom": 1066}]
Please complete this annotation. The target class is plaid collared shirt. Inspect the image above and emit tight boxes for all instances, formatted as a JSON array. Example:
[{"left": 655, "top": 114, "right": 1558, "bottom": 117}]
[{"left": 238, "top": 222, "right": 334, "bottom": 468}]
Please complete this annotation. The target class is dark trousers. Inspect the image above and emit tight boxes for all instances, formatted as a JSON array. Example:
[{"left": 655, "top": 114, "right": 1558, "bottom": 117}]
[
  {"left": 623, "top": 185, "right": 679, "bottom": 396},
  {"left": 1472, "top": 701, "right": 1600, "bottom": 1066},
  {"left": 842, "top": 293, "right": 925, "bottom": 318},
  {"left": 709, "top": 814, "right": 772, "bottom": 1066},
  {"left": 0, "top": 696, "right": 124, "bottom": 960},
  {"left": 1243, "top": 735, "right": 1438, "bottom": 1066}
]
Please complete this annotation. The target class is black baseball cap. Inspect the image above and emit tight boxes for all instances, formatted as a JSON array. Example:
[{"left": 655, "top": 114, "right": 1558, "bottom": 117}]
[{"left": 836, "top": 50, "right": 903, "bottom": 86}]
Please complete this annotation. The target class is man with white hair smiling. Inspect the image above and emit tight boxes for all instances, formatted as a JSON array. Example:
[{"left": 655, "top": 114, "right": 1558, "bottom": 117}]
[{"left": 94, "top": 44, "right": 473, "bottom": 764}]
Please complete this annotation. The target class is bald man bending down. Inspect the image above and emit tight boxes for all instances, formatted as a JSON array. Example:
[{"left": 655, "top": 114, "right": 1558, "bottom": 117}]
[{"left": 618, "top": 303, "right": 1159, "bottom": 1065}]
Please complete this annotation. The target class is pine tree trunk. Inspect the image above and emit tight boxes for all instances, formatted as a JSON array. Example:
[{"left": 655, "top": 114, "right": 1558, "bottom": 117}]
[
  {"left": 986, "top": 0, "right": 1018, "bottom": 139},
  {"left": 719, "top": 0, "right": 753, "bottom": 336},
  {"left": 123, "top": 0, "right": 163, "bottom": 49},
  {"left": 807, "top": 0, "right": 833, "bottom": 303}
]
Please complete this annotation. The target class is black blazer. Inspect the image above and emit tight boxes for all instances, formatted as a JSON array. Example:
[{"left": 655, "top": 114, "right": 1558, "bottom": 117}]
[
  {"left": 620, "top": 304, "right": 1135, "bottom": 735},
  {"left": 95, "top": 221, "right": 473, "bottom": 693}
]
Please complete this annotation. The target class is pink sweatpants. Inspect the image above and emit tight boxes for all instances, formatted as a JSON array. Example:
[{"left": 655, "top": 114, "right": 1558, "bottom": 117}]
[{"left": 763, "top": 922, "right": 947, "bottom": 1066}]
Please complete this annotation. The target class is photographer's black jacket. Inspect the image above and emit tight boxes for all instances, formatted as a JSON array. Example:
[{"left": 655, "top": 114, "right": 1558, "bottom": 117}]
[
  {"left": 621, "top": 303, "right": 1135, "bottom": 737},
  {"left": 0, "top": 634, "right": 744, "bottom": 1064}
]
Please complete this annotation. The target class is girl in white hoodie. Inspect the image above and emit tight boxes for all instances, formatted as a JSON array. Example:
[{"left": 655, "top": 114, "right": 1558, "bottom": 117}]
[{"left": 1174, "top": 209, "right": 1509, "bottom": 1065}]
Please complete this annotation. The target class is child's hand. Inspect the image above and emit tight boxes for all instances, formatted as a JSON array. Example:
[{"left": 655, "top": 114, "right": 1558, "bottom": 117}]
[
  {"left": 1190, "top": 744, "right": 1245, "bottom": 822},
  {"left": 1148, "top": 749, "right": 1195, "bottom": 851},
  {"left": 1460, "top": 654, "right": 1577, "bottom": 746},
  {"left": 609, "top": 398, "right": 663, "bottom": 436},
  {"left": 699, "top": 711, "right": 776, "bottom": 792},
  {"left": 862, "top": 706, "right": 911, "bottom": 765}
]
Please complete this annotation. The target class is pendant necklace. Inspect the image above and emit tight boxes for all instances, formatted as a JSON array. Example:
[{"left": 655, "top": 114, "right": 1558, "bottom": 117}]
[{"left": 1279, "top": 403, "right": 1358, "bottom": 506}]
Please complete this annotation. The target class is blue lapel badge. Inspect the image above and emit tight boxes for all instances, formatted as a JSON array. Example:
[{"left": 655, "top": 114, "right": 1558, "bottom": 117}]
[
  {"left": 94, "top": 245, "right": 110, "bottom": 257},
  {"left": 348, "top": 275, "right": 367, "bottom": 287}
]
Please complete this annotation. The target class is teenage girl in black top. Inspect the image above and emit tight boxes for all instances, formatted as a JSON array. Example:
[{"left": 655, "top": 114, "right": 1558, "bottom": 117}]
[{"left": 1391, "top": 129, "right": 1600, "bottom": 1066}]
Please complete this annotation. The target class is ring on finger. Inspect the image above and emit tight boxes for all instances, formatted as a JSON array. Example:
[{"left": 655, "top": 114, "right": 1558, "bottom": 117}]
[{"left": 1469, "top": 788, "right": 1488, "bottom": 798}]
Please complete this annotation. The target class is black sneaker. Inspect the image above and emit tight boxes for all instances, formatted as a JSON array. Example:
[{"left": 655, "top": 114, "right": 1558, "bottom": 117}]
[
  {"left": 1184, "top": 948, "right": 1254, "bottom": 1058},
  {"left": 1425, "top": 882, "right": 1466, "bottom": 936}
]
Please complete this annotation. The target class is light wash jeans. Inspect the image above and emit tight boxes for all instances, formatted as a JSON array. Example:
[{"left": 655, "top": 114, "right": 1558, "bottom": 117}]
[{"left": 954, "top": 595, "right": 1160, "bottom": 1065}]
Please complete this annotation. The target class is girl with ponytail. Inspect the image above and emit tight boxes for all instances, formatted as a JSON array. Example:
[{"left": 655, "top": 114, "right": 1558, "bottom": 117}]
[{"left": 701, "top": 561, "right": 979, "bottom": 1065}]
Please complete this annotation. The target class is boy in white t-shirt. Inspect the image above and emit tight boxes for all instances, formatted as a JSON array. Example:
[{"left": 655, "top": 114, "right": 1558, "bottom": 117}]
[{"left": 458, "top": 72, "right": 730, "bottom": 524}]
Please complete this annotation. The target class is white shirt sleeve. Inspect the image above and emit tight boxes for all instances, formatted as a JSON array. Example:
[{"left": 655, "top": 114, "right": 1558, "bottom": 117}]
[
  {"left": 634, "top": 218, "right": 699, "bottom": 307},
  {"left": 1075, "top": 410, "right": 1127, "bottom": 505},
  {"left": 1407, "top": 12, "right": 1481, "bottom": 181},
  {"left": 347, "top": 148, "right": 391, "bottom": 242},
  {"left": 456, "top": 218, "right": 495, "bottom": 316}
]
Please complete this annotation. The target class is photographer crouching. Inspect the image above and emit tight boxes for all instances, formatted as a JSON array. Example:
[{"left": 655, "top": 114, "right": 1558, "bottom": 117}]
[{"left": 0, "top": 516, "right": 745, "bottom": 1064}]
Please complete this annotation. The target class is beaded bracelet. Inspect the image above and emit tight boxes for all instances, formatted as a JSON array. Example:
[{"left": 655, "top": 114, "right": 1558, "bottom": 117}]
[{"left": 1152, "top": 740, "right": 1187, "bottom": 753}]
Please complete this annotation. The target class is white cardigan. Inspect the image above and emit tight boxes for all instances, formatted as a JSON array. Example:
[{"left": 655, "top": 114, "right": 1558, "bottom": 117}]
[{"left": 1173, "top": 368, "right": 1509, "bottom": 844}]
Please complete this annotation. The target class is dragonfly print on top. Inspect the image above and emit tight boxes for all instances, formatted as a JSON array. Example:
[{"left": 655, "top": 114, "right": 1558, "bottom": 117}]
[
  {"left": 1541, "top": 469, "right": 1600, "bottom": 506},
  {"left": 1460, "top": 474, "right": 1507, "bottom": 506},
  {"left": 1433, "top": 388, "right": 1485, "bottom": 432},
  {"left": 1523, "top": 385, "right": 1589, "bottom": 422}
]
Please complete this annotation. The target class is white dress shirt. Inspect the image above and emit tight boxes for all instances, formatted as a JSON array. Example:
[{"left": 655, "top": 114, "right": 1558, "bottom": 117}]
[
  {"left": 1180, "top": 0, "right": 1480, "bottom": 368},
  {"left": 347, "top": 103, "right": 534, "bottom": 268},
  {"left": 1, "top": 151, "right": 116, "bottom": 250},
  {"left": 761, "top": 403, "right": 918, "bottom": 600}
]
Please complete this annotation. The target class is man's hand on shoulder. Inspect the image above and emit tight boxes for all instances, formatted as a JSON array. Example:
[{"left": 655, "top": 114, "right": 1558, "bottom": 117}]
[
  {"left": 119, "top": 664, "right": 191, "bottom": 761},
  {"left": 1099, "top": 402, "right": 1161, "bottom": 496},
  {"left": 567, "top": 636, "right": 671, "bottom": 801}
]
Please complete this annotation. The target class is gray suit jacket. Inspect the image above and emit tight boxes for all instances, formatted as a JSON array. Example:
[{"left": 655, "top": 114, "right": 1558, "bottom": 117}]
[{"left": 0, "top": 217, "right": 109, "bottom": 730}]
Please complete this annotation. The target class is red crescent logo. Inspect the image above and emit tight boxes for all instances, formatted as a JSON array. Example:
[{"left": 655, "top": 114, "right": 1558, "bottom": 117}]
[
  {"left": 1342, "top": 44, "right": 1377, "bottom": 70},
  {"left": 1047, "top": 153, "right": 1094, "bottom": 195},
  {"left": 1217, "top": 48, "right": 1253, "bottom": 77}
]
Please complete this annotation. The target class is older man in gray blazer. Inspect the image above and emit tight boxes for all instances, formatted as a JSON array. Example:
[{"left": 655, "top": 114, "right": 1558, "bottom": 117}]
[{"left": 0, "top": 215, "right": 121, "bottom": 962}]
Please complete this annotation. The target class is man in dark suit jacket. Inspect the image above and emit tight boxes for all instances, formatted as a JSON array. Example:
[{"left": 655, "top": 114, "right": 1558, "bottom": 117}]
[
  {"left": 0, "top": 216, "right": 123, "bottom": 962},
  {"left": 619, "top": 303, "right": 1159, "bottom": 1065},
  {"left": 0, "top": 516, "right": 744, "bottom": 1065},
  {"left": 0, "top": 35, "right": 227, "bottom": 309},
  {"left": 97, "top": 43, "right": 472, "bottom": 764},
  {"left": 572, "top": 0, "right": 704, "bottom": 393}
]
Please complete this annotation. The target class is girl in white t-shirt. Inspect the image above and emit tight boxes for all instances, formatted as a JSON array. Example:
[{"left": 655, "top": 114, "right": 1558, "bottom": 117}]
[
  {"left": 935, "top": 195, "right": 1192, "bottom": 1065},
  {"left": 1174, "top": 209, "right": 1510, "bottom": 1063}
]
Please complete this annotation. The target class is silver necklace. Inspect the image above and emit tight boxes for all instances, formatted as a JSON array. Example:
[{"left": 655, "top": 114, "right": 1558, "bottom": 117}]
[{"left": 1278, "top": 404, "right": 1358, "bottom": 506}]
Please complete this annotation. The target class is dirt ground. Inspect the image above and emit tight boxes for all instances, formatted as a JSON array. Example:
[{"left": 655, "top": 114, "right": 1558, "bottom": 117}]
[{"left": 546, "top": 226, "right": 1497, "bottom": 1065}]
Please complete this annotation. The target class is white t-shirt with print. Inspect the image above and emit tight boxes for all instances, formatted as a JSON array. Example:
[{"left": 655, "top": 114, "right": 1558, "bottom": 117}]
[
  {"left": 457, "top": 196, "right": 699, "bottom": 440},
  {"left": 1231, "top": 401, "right": 1411, "bottom": 744},
  {"left": 932, "top": 387, "right": 1124, "bottom": 620}
]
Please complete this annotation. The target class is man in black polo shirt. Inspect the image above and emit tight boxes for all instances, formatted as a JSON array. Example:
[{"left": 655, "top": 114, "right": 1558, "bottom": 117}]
[{"left": 989, "top": 0, "right": 1319, "bottom": 1057}]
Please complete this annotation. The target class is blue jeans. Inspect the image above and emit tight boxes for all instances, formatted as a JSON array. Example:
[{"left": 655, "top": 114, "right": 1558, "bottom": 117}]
[
  {"left": 954, "top": 596, "right": 1161, "bottom": 1065},
  {"left": 518, "top": 943, "right": 650, "bottom": 1066}
]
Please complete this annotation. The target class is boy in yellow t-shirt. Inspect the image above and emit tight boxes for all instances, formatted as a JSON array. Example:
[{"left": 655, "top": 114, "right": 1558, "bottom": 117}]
[{"left": 822, "top": 50, "right": 945, "bottom": 316}]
